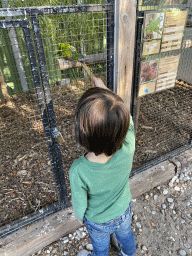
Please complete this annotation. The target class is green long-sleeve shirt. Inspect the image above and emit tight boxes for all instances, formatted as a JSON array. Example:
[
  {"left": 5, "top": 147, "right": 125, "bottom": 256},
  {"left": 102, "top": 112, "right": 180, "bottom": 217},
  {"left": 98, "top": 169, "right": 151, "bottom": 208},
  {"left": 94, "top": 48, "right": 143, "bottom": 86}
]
[{"left": 69, "top": 115, "right": 135, "bottom": 223}]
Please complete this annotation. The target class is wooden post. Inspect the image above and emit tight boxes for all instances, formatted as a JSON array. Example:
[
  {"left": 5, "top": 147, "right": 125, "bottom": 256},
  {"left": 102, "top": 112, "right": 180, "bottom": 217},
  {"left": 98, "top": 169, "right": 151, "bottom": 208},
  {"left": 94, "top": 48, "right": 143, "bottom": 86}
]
[{"left": 114, "top": 0, "right": 137, "bottom": 111}]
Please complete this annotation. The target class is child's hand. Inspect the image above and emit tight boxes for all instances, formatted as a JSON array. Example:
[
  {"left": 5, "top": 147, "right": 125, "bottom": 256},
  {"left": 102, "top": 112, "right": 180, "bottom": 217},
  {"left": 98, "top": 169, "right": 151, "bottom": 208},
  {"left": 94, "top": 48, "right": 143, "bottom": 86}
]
[{"left": 92, "top": 76, "right": 107, "bottom": 89}]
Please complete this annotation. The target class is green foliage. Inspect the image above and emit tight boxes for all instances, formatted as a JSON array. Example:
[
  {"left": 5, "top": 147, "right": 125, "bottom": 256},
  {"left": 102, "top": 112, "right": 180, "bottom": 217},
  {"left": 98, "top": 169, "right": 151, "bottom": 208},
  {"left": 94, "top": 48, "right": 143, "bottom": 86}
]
[
  {"left": 7, "top": 0, "right": 71, "bottom": 8},
  {"left": 39, "top": 16, "right": 61, "bottom": 84},
  {"left": 58, "top": 43, "right": 75, "bottom": 59},
  {"left": 7, "top": 0, "right": 106, "bottom": 7},
  {"left": 142, "top": 0, "right": 159, "bottom": 6},
  {"left": 39, "top": 9, "right": 107, "bottom": 81},
  {"left": 4, "top": 0, "right": 107, "bottom": 89},
  {"left": 53, "top": 11, "right": 106, "bottom": 54},
  {"left": 0, "top": 29, "right": 21, "bottom": 98}
]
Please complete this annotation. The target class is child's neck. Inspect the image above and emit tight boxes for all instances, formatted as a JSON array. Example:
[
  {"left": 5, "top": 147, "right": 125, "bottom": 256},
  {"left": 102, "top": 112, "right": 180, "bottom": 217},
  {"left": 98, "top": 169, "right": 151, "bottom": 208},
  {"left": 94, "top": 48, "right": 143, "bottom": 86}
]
[{"left": 85, "top": 152, "right": 113, "bottom": 163}]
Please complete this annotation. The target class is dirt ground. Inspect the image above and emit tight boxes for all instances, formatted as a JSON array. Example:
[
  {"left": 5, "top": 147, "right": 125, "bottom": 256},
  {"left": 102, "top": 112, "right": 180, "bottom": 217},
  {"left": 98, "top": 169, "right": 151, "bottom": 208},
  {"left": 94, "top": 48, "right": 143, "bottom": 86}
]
[{"left": 0, "top": 79, "right": 192, "bottom": 233}]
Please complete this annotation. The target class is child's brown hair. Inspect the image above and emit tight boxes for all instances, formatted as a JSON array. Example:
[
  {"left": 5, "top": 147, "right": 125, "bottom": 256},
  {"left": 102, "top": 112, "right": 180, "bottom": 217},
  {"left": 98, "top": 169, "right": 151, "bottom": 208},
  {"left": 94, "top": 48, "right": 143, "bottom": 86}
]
[{"left": 75, "top": 87, "right": 130, "bottom": 156}]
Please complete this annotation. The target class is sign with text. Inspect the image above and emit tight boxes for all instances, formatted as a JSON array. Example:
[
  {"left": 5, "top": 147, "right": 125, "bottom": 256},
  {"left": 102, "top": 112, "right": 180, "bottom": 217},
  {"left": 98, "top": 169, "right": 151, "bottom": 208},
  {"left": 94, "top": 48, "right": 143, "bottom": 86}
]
[
  {"left": 161, "top": 10, "right": 188, "bottom": 52},
  {"left": 142, "top": 9, "right": 188, "bottom": 56},
  {"left": 156, "top": 55, "right": 180, "bottom": 91}
]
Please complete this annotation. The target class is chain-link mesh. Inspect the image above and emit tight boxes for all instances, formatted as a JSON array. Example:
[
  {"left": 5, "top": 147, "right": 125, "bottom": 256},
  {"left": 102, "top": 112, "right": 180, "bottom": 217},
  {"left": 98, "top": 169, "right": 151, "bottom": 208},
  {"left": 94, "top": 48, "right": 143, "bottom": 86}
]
[{"left": 37, "top": 5, "right": 109, "bottom": 209}]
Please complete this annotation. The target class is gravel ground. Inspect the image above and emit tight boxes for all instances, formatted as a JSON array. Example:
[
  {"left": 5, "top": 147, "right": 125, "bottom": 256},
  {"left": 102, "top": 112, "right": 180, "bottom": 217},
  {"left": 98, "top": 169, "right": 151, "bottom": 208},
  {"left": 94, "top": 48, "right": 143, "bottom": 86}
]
[{"left": 32, "top": 150, "right": 192, "bottom": 256}]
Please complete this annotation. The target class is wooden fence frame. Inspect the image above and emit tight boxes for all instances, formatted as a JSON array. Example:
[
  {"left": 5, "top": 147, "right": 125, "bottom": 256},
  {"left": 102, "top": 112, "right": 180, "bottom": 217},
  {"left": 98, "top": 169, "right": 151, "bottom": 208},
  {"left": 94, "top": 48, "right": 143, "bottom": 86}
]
[{"left": 114, "top": 0, "right": 137, "bottom": 110}]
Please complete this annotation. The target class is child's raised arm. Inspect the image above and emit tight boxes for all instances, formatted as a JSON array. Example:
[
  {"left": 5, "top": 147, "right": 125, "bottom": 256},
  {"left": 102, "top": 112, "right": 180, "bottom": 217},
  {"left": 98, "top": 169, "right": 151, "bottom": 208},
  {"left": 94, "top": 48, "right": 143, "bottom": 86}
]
[{"left": 92, "top": 76, "right": 109, "bottom": 90}]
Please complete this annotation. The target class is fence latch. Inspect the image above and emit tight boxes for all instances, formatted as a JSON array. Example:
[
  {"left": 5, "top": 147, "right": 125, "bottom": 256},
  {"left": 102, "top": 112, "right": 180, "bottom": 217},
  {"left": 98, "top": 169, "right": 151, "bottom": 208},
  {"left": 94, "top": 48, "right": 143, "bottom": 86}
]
[{"left": 51, "top": 127, "right": 65, "bottom": 144}]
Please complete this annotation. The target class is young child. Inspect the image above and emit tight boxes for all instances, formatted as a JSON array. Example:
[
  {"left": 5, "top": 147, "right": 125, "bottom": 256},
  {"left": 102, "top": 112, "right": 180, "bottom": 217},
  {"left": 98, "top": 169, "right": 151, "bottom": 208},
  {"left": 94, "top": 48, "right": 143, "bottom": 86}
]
[{"left": 69, "top": 77, "right": 136, "bottom": 256}]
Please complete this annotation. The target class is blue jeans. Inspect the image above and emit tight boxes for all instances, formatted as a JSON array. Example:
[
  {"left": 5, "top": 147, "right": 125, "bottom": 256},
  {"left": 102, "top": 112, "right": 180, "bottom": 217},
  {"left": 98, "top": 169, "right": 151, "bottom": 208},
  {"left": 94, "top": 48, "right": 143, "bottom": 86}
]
[{"left": 83, "top": 202, "right": 136, "bottom": 256}]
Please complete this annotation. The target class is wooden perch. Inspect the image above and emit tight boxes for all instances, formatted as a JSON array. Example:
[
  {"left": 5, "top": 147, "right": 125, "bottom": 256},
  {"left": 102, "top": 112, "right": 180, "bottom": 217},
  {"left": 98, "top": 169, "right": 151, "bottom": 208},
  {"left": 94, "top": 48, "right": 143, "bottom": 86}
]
[
  {"left": 57, "top": 52, "right": 106, "bottom": 70},
  {"left": 81, "top": 63, "right": 95, "bottom": 80},
  {"left": 57, "top": 56, "right": 95, "bottom": 82}
]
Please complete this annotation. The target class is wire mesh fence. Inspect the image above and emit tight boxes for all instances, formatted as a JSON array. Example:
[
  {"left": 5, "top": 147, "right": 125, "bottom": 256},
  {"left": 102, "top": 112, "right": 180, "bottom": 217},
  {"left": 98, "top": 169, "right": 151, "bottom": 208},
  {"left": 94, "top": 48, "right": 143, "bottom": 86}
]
[
  {"left": 0, "top": 0, "right": 192, "bottom": 238},
  {"left": 132, "top": 0, "right": 192, "bottom": 171},
  {"left": 0, "top": 26, "right": 59, "bottom": 228},
  {"left": 138, "top": 0, "right": 190, "bottom": 10},
  {"left": 0, "top": 0, "right": 113, "bottom": 236}
]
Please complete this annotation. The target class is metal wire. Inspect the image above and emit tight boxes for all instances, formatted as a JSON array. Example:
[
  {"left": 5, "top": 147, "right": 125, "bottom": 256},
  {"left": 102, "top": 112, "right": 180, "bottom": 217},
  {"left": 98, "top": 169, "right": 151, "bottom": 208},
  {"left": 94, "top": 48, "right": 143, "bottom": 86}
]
[
  {"left": 0, "top": 27, "right": 59, "bottom": 229},
  {"left": 0, "top": 1, "right": 113, "bottom": 234},
  {"left": 132, "top": 1, "right": 192, "bottom": 169}
]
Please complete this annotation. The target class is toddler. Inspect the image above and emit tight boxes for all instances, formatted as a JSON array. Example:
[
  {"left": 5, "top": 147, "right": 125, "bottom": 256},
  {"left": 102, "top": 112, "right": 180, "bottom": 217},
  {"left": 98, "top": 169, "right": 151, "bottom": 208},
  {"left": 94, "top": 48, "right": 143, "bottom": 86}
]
[{"left": 69, "top": 77, "right": 136, "bottom": 256}]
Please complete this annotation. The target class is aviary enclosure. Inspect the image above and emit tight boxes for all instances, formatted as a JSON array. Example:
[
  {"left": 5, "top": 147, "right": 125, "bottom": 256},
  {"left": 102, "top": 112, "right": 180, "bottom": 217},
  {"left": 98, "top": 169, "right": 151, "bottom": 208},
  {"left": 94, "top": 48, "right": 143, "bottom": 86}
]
[{"left": 0, "top": 0, "right": 192, "bottom": 238}]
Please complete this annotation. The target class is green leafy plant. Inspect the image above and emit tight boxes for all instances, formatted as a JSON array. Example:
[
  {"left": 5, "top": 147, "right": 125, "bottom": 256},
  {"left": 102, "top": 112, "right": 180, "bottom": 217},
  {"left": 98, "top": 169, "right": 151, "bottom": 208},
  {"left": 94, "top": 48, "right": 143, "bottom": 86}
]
[{"left": 4, "top": 0, "right": 107, "bottom": 88}]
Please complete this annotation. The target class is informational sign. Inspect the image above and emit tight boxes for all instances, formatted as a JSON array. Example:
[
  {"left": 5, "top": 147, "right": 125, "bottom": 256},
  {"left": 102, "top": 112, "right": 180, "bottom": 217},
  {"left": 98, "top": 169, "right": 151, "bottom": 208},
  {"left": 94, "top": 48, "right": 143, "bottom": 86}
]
[
  {"left": 143, "top": 40, "right": 161, "bottom": 55},
  {"left": 139, "top": 55, "right": 181, "bottom": 96},
  {"left": 142, "top": 9, "right": 188, "bottom": 56},
  {"left": 161, "top": 10, "right": 188, "bottom": 52},
  {"left": 142, "top": 12, "right": 165, "bottom": 56},
  {"left": 140, "top": 60, "right": 158, "bottom": 84},
  {"left": 156, "top": 55, "right": 180, "bottom": 91},
  {"left": 139, "top": 9, "right": 187, "bottom": 96},
  {"left": 139, "top": 81, "right": 156, "bottom": 97},
  {"left": 144, "top": 12, "right": 165, "bottom": 40},
  {"left": 139, "top": 60, "right": 158, "bottom": 96}
]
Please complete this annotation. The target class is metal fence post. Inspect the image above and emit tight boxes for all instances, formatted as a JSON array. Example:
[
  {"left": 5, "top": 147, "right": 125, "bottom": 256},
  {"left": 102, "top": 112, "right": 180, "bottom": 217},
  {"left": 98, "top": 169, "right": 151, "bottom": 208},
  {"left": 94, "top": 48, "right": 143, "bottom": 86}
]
[
  {"left": 106, "top": 0, "right": 114, "bottom": 90},
  {"left": 30, "top": 10, "right": 69, "bottom": 207}
]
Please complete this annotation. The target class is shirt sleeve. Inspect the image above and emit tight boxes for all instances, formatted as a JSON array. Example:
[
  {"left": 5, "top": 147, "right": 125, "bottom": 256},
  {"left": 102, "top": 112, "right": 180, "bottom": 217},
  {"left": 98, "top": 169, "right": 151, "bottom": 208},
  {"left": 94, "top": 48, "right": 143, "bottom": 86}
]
[
  {"left": 69, "top": 166, "right": 88, "bottom": 222},
  {"left": 124, "top": 115, "right": 135, "bottom": 152}
]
